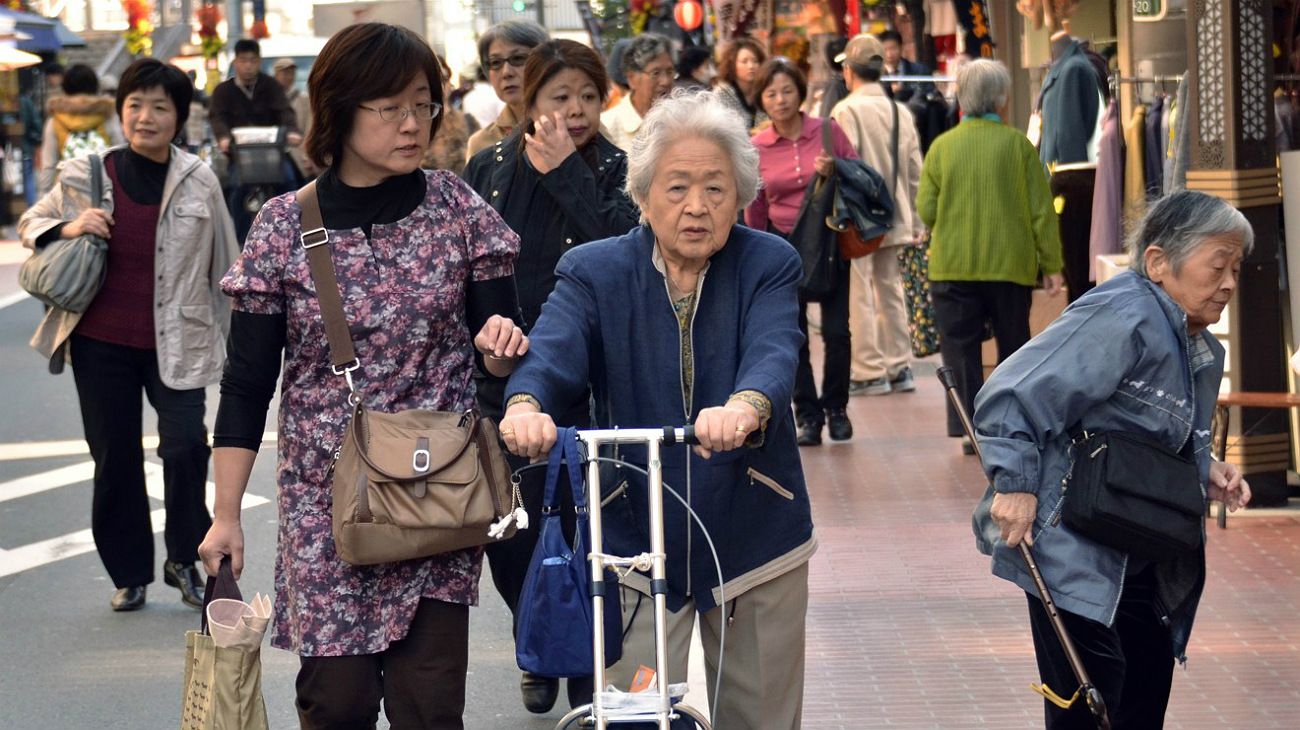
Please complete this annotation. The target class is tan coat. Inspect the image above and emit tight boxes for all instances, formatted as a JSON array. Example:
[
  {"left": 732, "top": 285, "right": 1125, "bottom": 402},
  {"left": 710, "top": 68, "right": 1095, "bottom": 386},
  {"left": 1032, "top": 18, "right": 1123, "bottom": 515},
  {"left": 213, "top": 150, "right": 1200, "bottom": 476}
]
[
  {"left": 467, "top": 105, "right": 522, "bottom": 159},
  {"left": 830, "top": 84, "right": 925, "bottom": 248},
  {"left": 19, "top": 145, "right": 239, "bottom": 389}
]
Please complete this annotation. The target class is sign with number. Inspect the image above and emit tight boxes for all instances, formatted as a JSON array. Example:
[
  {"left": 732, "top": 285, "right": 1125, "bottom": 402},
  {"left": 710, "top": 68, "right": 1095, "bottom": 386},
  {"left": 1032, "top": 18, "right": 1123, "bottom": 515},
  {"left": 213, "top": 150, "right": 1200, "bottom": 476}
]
[{"left": 1133, "top": 0, "right": 1166, "bottom": 22}]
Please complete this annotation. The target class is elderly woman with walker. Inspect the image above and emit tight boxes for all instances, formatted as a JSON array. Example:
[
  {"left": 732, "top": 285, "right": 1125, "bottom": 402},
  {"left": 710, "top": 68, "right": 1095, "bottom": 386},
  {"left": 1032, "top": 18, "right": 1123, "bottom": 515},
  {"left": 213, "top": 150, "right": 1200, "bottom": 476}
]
[
  {"left": 973, "top": 191, "right": 1253, "bottom": 729},
  {"left": 501, "top": 89, "right": 813, "bottom": 729}
]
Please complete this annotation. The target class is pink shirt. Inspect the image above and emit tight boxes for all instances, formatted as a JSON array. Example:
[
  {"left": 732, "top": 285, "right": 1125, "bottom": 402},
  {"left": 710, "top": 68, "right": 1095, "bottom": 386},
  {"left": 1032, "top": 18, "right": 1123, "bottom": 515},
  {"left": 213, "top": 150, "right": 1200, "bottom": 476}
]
[{"left": 746, "top": 114, "right": 858, "bottom": 235}]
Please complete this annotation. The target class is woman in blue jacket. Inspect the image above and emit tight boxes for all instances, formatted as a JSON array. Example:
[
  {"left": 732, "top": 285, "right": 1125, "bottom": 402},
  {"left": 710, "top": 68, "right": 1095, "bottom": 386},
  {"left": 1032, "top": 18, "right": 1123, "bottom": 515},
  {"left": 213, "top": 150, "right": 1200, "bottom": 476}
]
[
  {"left": 974, "top": 191, "right": 1253, "bottom": 728},
  {"left": 501, "top": 90, "right": 813, "bottom": 729}
]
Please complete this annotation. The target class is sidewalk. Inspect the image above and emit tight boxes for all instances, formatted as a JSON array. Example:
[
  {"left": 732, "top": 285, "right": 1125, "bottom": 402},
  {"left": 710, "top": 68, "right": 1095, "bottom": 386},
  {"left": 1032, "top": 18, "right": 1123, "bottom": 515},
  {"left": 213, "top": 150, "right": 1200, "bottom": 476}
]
[{"left": 799, "top": 359, "right": 1300, "bottom": 728}]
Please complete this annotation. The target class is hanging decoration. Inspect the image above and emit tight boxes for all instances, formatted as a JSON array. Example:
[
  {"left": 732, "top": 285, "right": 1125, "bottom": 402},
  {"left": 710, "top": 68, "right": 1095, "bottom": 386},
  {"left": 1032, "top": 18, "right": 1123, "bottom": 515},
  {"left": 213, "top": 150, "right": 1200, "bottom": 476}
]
[
  {"left": 3, "top": 1, "right": 31, "bottom": 12},
  {"left": 629, "top": 0, "right": 667, "bottom": 35},
  {"left": 196, "top": 2, "right": 223, "bottom": 61},
  {"left": 250, "top": 0, "right": 269, "bottom": 39},
  {"left": 122, "top": 0, "right": 153, "bottom": 57},
  {"left": 675, "top": 0, "right": 704, "bottom": 31},
  {"left": 954, "top": 0, "right": 994, "bottom": 59}
]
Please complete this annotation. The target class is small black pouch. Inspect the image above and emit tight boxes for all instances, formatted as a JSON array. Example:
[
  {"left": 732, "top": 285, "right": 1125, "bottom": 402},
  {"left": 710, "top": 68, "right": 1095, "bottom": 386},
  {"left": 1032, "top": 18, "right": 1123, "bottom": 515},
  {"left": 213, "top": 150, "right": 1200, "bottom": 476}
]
[{"left": 1062, "top": 430, "right": 1204, "bottom": 561}]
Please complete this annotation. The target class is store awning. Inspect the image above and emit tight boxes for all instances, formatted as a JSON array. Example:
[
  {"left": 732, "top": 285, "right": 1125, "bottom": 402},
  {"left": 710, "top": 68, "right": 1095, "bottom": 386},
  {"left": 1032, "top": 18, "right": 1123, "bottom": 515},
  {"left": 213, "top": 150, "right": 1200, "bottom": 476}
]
[{"left": 0, "top": 8, "right": 84, "bottom": 52}]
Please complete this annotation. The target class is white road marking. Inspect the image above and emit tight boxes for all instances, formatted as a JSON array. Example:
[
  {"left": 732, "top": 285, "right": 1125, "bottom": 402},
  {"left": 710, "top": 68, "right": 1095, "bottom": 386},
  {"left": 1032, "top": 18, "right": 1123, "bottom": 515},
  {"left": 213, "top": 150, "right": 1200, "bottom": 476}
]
[
  {"left": 0, "top": 433, "right": 278, "bottom": 462},
  {"left": 0, "top": 462, "right": 271, "bottom": 577},
  {"left": 0, "top": 290, "right": 29, "bottom": 310}
]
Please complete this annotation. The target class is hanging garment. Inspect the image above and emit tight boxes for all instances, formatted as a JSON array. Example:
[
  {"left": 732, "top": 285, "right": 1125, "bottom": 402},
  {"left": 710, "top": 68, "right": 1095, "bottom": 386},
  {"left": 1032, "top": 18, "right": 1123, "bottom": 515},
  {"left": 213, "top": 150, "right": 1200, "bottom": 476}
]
[
  {"left": 1051, "top": 165, "right": 1098, "bottom": 303},
  {"left": 1165, "top": 75, "right": 1190, "bottom": 194},
  {"left": 1089, "top": 99, "right": 1124, "bottom": 283},
  {"left": 1144, "top": 96, "right": 1165, "bottom": 198},
  {"left": 1038, "top": 40, "right": 1104, "bottom": 166},
  {"left": 1123, "top": 104, "right": 1148, "bottom": 217}
]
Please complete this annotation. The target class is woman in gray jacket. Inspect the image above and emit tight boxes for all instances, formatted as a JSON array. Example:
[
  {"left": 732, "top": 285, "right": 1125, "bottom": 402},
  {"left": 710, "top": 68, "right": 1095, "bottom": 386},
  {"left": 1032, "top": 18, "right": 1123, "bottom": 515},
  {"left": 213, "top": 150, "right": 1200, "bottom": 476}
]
[
  {"left": 973, "top": 191, "right": 1252, "bottom": 728},
  {"left": 19, "top": 59, "right": 238, "bottom": 613}
]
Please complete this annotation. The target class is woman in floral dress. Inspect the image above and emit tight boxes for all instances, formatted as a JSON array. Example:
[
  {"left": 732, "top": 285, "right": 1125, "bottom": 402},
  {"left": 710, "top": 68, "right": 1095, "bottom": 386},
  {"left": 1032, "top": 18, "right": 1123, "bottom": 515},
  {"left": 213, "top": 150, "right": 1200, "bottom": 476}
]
[{"left": 198, "top": 23, "right": 525, "bottom": 729}]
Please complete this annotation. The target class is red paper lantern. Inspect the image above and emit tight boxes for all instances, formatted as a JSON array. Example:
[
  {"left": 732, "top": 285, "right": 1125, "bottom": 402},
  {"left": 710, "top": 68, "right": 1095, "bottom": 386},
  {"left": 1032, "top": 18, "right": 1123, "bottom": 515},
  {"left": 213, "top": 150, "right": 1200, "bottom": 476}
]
[{"left": 675, "top": 0, "right": 703, "bottom": 31}]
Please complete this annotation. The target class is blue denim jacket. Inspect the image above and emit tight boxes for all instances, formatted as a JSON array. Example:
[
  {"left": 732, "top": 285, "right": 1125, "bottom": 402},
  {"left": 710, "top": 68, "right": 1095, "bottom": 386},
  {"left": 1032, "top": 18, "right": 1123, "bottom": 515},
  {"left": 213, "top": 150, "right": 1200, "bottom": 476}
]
[{"left": 972, "top": 271, "right": 1222, "bottom": 658}]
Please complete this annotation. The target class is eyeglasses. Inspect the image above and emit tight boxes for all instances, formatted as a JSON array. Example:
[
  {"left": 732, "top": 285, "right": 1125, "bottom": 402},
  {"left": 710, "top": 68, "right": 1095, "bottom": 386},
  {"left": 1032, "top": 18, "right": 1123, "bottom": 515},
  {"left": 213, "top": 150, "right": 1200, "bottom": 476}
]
[
  {"left": 487, "top": 53, "right": 529, "bottom": 71},
  {"left": 358, "top": 102, "right": 442, "bottom": 123}
]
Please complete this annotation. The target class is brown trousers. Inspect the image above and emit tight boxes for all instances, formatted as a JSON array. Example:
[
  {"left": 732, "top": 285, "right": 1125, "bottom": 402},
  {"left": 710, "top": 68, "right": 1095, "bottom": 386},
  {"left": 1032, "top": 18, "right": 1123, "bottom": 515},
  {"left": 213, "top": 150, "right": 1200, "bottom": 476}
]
[{"left": 295, "top": 598, "right": 469, "bottom": 730}]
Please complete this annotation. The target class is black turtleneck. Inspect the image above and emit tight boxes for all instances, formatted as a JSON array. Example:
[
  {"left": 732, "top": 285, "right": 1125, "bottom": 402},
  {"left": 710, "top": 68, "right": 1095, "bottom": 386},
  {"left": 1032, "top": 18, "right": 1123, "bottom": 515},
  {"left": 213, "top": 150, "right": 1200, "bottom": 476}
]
[{"left": 315, "top": 166, "right": 426, "bottom": 238}]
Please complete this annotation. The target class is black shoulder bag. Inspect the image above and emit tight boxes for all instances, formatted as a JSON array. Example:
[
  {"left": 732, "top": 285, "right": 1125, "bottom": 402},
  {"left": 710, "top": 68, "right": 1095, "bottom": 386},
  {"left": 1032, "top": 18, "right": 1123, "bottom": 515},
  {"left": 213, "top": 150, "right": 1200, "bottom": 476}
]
[{"left": 1061, "top": 429, "right": 1205, "bottom": 561}]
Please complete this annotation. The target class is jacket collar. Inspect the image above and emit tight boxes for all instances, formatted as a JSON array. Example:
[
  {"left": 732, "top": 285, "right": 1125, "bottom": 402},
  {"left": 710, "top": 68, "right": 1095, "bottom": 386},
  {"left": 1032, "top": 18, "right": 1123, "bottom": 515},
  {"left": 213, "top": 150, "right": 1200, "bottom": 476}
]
[
  {"left": 848, "top": 83, "right": 888, "bottom": 99},
  {"left": 1128, "top": 271, "right": 1222, "bottom": 374},
  {"left": 613, "top": 94, "right": 643, "bottom": 134}
]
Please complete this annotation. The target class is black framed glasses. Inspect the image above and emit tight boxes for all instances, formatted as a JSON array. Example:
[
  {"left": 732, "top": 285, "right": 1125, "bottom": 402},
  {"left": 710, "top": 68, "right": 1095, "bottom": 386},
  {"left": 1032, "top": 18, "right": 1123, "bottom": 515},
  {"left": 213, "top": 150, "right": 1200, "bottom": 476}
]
[
  {"left": 357, "top": 102, "right": 442, "bottom": 123},
  {"left": 487, "top": 53, "right": 530, "bottom": 71}
]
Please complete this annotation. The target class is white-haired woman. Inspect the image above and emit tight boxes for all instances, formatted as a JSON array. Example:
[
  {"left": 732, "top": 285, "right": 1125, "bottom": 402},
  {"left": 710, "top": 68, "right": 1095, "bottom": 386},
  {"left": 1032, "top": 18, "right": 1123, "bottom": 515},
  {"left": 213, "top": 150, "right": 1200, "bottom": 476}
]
[
  {"left": 916, "top": 59, "right": 1065, "bottom": 453},
  {"left": 500, "top": 89, "right": 813, "bottom": 728},
  {"left": 974, "top": 190, "right": 1252, "bottom": 728}
]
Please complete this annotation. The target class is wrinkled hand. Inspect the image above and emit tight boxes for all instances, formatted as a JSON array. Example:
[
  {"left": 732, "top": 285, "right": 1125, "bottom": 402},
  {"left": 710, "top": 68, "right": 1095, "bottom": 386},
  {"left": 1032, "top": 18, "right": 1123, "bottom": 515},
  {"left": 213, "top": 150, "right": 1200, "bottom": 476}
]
[
  {"left": 814, "top": 152, "right": 834, "bottom": 178},
  {"left": 1042, "top": 273, "right": 1065, "bottom": 298},
  {"left": 990, "top": 492, "right": 1038, "bottom": 547},
  {"left": 62, "top": 208, "right": 114, "bottom": 239},
  {"left": 1207, "top": 461, "right": 1251, "bottom": 512},
  {"left": 692, "top": 402, "right": 760, "bottom": 459},
  {"left": 198, "top": 518, "right": 245, "bottom": 579},
  {"left": 524, "top": 112, "right": 578, "bottom": 175},
  {"left": 500, "top": 402, "right": 558, "bottom": 460}
]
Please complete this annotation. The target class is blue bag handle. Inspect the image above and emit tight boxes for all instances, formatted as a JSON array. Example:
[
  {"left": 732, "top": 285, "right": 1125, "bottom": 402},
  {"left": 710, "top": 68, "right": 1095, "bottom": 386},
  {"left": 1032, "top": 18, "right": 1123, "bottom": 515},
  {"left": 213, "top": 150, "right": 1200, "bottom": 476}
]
[
  {"left": 542, "top": 427, "right": 586, "bottom": 512},
  {"left": 563, "top": 432, "right": 588, "bottom": 511}
]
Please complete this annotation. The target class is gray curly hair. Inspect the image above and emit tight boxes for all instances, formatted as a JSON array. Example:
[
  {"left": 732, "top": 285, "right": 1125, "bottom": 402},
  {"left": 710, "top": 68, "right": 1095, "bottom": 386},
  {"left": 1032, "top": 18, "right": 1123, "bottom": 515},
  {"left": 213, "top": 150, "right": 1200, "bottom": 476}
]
[{"left": 625, "top": 88, "right": 760, "bottom": 222}]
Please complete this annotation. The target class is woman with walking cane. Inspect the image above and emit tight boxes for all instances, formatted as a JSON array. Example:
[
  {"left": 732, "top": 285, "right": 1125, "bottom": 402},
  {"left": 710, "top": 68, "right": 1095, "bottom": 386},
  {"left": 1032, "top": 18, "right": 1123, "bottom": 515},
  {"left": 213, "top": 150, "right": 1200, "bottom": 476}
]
[{"left": 970, "top": 191, "right": 1252, "bottom": 729}]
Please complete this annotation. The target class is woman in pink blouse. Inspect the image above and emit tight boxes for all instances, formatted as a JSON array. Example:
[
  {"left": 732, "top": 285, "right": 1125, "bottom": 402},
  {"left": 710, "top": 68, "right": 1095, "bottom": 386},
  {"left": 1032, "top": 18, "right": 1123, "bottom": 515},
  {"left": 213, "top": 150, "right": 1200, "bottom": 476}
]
[{"left": 746, "top": 58, "right": 858, "bottom": 447}]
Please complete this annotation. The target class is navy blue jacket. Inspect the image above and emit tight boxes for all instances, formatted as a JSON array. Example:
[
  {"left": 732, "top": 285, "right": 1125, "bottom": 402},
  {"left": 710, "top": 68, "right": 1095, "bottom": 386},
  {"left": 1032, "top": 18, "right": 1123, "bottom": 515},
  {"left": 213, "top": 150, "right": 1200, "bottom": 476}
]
[{"left": 506, "top": 224, "right": 814, "bottom": 612}]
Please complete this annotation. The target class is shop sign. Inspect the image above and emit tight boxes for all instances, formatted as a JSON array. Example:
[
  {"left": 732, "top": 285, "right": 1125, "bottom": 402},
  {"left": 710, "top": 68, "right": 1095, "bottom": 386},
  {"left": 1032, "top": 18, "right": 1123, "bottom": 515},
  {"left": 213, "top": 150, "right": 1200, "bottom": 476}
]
[{"left": 1133, "top": 0, "right": 1166, "bottom": 22}]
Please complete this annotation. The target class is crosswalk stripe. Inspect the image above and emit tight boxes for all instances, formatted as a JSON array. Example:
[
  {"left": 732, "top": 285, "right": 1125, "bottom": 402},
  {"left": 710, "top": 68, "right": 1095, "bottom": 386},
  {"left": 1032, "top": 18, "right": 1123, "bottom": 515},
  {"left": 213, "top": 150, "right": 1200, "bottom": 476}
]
[
  {"left": 0, "top": 290, "right": 28, "bottom": 310},
  {"left": 0, "top": 465, "right": 271, "bottom": 578},
  {"left": 0, "top": 433, "right": 279, "bottom": 462},
  {"left": 0, "top": 461, "right": 96, "bottom": 503}
]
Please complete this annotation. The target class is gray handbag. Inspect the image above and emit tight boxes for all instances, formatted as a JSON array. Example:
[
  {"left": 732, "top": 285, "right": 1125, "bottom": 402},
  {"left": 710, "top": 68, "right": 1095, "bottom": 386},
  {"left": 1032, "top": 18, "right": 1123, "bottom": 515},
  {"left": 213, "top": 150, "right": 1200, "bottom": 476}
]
[{"left": 19, "top": 154, "right": 108, "bottom": 313}]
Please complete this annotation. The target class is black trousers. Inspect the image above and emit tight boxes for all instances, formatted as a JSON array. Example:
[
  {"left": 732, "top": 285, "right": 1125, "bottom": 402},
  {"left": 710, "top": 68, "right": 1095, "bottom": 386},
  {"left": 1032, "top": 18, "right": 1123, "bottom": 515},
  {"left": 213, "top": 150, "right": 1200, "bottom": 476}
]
[
  {"left": 296, "top": 598, "right": 469, "bottom": 729},
  {"left": 1026, "top": 567, "right": 1175, "bottom": 729},
  {"left": 794, "top": 262, "right": 851, "bottom": 426},
  {"left": 69, "top": 334, "right": 212, "bottom": 588},
  {"left": 1050, "top": 167, "right": 1097, "bottom": 303},
  {"left": 931, "top": 281, "right": 1032, "bottom": 437}
]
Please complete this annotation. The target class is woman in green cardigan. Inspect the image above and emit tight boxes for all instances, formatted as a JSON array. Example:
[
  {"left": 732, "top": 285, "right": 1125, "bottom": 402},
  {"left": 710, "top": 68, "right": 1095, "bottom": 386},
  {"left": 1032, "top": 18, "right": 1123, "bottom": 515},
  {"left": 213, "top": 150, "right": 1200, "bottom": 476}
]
[{"left": 915, "top": 59, "right": 1065, "bottom": 453}]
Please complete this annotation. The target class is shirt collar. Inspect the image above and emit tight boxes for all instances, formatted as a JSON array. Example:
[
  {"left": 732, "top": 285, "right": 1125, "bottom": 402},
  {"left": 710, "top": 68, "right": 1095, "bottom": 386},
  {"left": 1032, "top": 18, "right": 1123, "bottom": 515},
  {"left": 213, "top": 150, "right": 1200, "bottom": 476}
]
[
  {"left": 961, "top": 113, "right": 1003, "bottom": 124},
  {"left": 752, "top": 113, "right": 816, "bottom": 147},
  {"left": 617, "top": 94, "right": 643, "bottom": 133}
]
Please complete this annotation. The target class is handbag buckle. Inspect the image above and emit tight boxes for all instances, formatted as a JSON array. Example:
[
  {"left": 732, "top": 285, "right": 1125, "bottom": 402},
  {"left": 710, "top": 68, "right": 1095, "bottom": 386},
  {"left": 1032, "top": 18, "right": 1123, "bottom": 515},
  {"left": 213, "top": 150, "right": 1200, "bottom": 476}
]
[
  {"left": 300, "top": 227, "right": 330, "bottom": 249},
  {"left": 332, "top": 358, "right": 361, "bottom": 396},
  {"left": 412, "top": 448, "right": 431, "bottom": 473}
]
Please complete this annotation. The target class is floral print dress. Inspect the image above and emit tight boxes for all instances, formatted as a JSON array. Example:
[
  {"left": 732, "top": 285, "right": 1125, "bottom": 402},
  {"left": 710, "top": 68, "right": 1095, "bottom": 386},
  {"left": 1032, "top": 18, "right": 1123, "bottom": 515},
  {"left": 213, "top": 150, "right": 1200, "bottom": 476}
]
[{"left": 221, "top": 170, "right": 519, "bottom": 656}]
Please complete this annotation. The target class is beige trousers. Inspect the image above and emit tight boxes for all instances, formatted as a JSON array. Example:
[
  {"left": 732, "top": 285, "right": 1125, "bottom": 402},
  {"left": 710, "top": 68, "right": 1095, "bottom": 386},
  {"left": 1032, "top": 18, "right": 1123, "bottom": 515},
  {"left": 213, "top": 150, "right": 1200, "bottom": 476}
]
[
  {"left": 606, "top": 562, "right": 809, "bottom": 730},
  {"left": 848, "top": 247, "right": 912, "bottom": 381}
]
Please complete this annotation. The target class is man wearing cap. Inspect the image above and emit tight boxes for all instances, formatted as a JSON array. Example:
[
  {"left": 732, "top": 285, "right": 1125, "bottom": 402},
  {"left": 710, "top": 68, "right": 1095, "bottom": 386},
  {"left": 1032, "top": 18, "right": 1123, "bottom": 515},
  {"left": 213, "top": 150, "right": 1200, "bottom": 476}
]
[
  {"left": 830, "top": 34, "right": 924, "bottom": 398},
  {"left": 273, "top": 57, "right": 316, "bottom": 178}
]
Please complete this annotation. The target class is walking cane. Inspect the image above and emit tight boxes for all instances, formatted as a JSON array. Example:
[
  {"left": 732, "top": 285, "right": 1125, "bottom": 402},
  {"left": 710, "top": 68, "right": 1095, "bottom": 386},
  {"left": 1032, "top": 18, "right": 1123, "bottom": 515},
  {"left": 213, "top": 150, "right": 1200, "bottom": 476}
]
[{"left": 937, "top": 367, "right": 1111, "bottom": 730}]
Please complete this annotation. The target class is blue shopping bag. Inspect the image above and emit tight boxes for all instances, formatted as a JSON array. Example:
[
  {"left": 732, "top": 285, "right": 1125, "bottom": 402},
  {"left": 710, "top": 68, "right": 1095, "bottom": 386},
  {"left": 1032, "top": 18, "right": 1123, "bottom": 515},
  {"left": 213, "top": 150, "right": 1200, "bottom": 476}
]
[{"left": 516, "top": 429, "right": 624, "bottom": 677}]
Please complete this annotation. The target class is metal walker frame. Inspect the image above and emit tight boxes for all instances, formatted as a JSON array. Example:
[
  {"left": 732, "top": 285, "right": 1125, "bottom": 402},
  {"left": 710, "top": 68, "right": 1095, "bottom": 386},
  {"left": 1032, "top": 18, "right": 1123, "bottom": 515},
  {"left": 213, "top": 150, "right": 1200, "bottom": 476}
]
[{"left": 552, "top": 427, "right": 713, "bottom": 730}]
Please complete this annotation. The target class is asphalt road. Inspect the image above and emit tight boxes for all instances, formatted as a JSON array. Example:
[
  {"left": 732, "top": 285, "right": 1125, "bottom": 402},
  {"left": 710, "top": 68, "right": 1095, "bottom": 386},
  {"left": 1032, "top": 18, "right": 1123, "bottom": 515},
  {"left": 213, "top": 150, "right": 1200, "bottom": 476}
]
[{"left": 0, "top": 294, "right": 573, "bottom": 730}]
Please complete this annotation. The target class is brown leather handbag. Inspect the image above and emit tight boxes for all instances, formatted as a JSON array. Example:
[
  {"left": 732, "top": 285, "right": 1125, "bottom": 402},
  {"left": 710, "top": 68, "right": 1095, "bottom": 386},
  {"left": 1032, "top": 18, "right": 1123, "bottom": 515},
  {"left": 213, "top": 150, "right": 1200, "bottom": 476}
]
[
  {"left": 297, "top": 181, "right": 520, "bottom": 566},
  {"left": 833, "top": 104, "right": 898, "bottom": 260}
]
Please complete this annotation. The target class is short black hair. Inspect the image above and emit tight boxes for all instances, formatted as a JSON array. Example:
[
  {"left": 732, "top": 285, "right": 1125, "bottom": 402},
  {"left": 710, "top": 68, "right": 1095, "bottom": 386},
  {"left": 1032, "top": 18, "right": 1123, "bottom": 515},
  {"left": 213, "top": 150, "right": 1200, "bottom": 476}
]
[
  {"left": 116, "top": 58, "right": 194, "bottom": 143},
  {"left": 44, "top": 62, "right": 64, "bottom": 77},
  {"left": 233, "top": 38, "right": 261, "bottom": 57},
  {"left": 62, "top": 64, "right": 98, "bottom": 95},
  {"left": 676, "top": 45, "right": 713, "bottom": 78},
  {"left": 878, "top": 30, "right": 903, "bottom": 45}
]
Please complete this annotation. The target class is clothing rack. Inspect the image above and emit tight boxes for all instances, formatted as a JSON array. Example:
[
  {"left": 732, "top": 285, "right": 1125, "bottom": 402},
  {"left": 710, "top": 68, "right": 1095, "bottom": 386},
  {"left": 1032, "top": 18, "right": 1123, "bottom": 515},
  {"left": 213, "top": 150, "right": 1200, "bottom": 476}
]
[
  {"left": 1108, "top": 73, "right": 1185, "bottom": 102},
  {"left": 880, "top": 74, "right": 955, "bottom": 83}
]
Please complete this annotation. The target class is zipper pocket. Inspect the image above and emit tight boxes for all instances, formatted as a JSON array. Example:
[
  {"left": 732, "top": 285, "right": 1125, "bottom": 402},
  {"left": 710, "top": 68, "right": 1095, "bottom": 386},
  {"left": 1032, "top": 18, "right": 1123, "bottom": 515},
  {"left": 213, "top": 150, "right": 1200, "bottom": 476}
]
[{"left": 748, "top": 467, "right": 795, "bottom": 500}]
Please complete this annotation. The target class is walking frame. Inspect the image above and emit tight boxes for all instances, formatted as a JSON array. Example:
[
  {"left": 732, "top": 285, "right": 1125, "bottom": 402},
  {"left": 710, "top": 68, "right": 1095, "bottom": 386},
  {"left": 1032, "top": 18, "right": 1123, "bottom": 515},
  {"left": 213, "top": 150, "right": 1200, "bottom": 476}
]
[
  {"left": 540, "top": 426, "right": 713, "bottom": 730},
  {"left": 936, "top": 368, "right": 1112, "bottom": 730}
]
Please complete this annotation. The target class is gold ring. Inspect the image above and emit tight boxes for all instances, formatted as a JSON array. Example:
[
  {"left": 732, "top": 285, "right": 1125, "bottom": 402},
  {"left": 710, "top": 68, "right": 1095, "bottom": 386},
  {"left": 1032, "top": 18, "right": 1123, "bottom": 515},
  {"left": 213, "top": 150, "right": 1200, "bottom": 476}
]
[
  {"left": 735, "top": 426, "right": 747, "bottom": 434},
  {"left": 501, "top": 428, "right": 514, "bottom": 436}
]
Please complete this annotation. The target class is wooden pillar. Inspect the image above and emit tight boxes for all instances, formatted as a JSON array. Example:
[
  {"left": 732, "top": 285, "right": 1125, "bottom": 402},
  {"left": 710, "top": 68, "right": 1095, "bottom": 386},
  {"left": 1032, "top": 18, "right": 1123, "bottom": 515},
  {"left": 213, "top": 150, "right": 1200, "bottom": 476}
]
[{"left": 1185, "top": 0, "right": 1291, "bottom": 505}]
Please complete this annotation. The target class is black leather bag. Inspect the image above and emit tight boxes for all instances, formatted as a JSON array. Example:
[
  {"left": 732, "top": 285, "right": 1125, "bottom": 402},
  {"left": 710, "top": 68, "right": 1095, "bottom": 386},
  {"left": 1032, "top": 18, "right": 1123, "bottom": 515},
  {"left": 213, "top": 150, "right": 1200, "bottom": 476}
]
[
  {"left": 1062, "top": 431, "right": 1204, "bottom": 560},
  {"left": 786, "top": 172, "right": 839, "bottom": 300}
]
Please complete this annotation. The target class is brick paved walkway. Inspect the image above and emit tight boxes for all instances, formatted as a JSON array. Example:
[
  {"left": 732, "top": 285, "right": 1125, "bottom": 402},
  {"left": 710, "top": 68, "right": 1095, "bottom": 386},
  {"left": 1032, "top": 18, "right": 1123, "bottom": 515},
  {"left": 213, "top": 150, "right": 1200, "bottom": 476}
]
[{"left": 799, "top": 359, "right": 1300, "bottom": 729}]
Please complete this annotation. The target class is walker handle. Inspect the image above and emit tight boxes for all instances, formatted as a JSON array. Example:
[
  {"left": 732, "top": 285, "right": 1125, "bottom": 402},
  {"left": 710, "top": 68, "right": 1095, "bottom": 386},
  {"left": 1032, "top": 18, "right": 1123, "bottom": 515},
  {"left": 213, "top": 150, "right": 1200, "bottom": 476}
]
[
  {"left": 937, "top": 366, "right": 958, "bottom": 391},
  {"left": 664, "top": 425, "right": 699, "bottom": 446}
]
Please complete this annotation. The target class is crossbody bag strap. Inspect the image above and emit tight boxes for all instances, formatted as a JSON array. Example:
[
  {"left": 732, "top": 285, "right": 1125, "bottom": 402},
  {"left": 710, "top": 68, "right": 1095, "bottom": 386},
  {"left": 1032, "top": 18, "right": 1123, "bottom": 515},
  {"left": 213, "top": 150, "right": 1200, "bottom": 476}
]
[
  {"left": 296, "top": 181, "right": 359, "bottom": 371},
  {"left": 89, "top": 153, "right": 102, "bottom": 206},
  {"left": 890, "top": 98, "right": 900, "bottom": 198},
  {"left": 820, "top": 116, "right": 833, "bottom": 159}
]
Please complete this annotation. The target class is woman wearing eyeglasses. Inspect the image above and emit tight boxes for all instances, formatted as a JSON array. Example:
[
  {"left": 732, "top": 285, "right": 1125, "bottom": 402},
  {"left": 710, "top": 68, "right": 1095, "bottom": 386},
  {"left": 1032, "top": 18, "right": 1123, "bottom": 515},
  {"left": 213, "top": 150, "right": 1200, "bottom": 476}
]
[
  {"left": 467, "top": 19, "right": 550, "bottom": 159},
  {"left": 199, "top": 24, "right": 526, "bottom": 729},
  {"left": 463, "top": 38, "right": 639, "bottom": 716}
]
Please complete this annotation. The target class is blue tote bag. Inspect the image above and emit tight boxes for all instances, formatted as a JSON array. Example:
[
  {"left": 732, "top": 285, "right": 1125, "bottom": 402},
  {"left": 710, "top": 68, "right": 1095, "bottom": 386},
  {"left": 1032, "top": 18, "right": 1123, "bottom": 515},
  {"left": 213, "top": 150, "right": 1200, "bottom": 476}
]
[{"left": 516, "top": 429, "right": 624, "bottom": 677}]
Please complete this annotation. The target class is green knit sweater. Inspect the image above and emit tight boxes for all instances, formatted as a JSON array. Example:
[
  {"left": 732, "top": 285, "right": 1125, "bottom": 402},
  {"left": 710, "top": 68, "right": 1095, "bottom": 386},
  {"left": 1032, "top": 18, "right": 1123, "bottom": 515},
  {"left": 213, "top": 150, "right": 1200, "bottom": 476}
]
[{"left": 916, "top": 117, "right": 1064, "bottom": 287}]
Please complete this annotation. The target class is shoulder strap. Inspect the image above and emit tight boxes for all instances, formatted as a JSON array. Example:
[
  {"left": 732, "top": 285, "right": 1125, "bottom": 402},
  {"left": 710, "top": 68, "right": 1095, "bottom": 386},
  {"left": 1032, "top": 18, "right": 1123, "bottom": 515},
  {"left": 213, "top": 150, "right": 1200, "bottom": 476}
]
[
  {"left": 890, "top": 98, "right": 900, "bottom": 198},
  {"left": 88, "top": 153, "right": 102, "bottom": 206},
  {"left": 296, "top": 181, "right": 358, "bottom": 369},
  {"left": 820, "top": 117, "right": 833, "bottom": 158}
]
